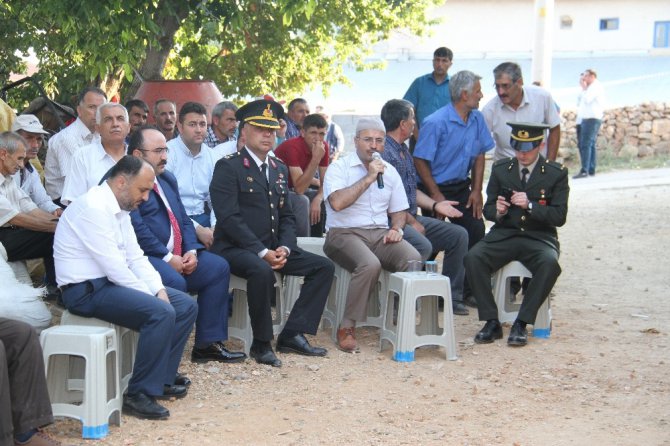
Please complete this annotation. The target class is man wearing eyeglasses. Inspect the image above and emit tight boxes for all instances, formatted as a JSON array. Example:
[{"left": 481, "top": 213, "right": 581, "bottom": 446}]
[
  {"left": 166, "top": 102, "right": 217, "bottom": 248},
  {"left": 128, "top": 126, "right": 246, "bottom": 365},
  {"left": 482, "top": 62, "right": 561, "bottom": 161},
  {"left": 403, "top": 47, "right": 454, "bottom": 148},
  {"left": 323, "top": 117, "right": 422, "bottom": 353},
  {"left": 61, "top": 103, "right": 130, "bottom": 204}
]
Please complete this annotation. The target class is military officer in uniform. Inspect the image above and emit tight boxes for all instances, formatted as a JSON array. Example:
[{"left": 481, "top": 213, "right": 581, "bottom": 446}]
[
  {"left": 210, "top": 99, "right": 334, "bottom": 367},
  {"left": 465, "top": 122, "right": 569, "bottom": 347}
]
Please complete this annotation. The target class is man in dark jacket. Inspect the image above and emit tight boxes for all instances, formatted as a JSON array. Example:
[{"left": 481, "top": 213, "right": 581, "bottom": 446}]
[{"left": 465, "top": 122, "right": 569, "bottom": 347}]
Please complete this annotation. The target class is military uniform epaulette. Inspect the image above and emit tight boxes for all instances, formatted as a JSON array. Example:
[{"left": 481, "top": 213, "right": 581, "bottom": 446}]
[
  {"left": 224, "top": 152, "right": 240, "bottom": 159},
  {"left": 493, "top": 157, "right": 514, "bottom": 168},
  {"left": 269, "top": 155, "right": 286, "bottom": 166},
  {"left": 544, "top": 159, "right": 565, "bottom": 170}
]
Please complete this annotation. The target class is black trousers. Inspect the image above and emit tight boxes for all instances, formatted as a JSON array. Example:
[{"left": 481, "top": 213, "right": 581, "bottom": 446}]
[
  {"left": 0, "top": 228, "right": 55, "bottom": 286},
  {"left": 216, "top": 248, "right": 334, "bottom": 342},
  {"left": 0, "top": 318, "right": 53, "bottom": 445}
]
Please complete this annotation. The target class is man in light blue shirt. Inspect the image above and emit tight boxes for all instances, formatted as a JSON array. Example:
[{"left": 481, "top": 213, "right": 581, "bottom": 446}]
[
  {"left": 166, "top": 102, "right": 216, "bottom": 248},
  {"left": 403, "top": 47, "right": 453, "bottom": 146}
]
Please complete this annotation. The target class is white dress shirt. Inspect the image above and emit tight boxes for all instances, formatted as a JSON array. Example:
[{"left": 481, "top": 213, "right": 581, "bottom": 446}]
[
  {"left": 482, "top": 85, "right": 561, "bottom": 161},
  {"left": 61, "top": 142, "right": 119, "bottom": 205},
  {"left": 577, "top": 78, "right": 606, "bottom": 120},
  {"left": 323, "top": 152, "right": 409, "bottom": 231},
  {"left": 13, "top": 163, "right": 60, "bottom": 213},
  {"left": 44, "top": 118, "right": 100, "bottom": 199},
  {"left": 0, "top": 174, "right": 37, "bottom": 227},
  {"left": 166, "top": 136, "right": 216, "bottom": 225},
  {"left": 211, "top": 140, "right": 238, "bottom": 161},
  {"left": 54, "top": 182, "right": 164, "bottom": 294}
]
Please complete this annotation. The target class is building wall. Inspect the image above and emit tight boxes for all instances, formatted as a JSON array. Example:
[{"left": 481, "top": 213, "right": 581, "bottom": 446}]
[{"left": 375, "top": 0, "right": 670, "bottom": 60}]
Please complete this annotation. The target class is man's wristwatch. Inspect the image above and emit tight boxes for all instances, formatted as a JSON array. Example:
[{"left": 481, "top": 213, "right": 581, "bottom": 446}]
[{"left": 391, "top": 227, "right": 404, "bottom": 237}]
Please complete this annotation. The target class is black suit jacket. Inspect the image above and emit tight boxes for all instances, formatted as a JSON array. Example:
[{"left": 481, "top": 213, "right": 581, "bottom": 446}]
[
  {"left": 482, "top": 156, "right": 569, "bottom": 250},
  {"left": 210, "top": 148, "right": 297, "bottom": 254}
]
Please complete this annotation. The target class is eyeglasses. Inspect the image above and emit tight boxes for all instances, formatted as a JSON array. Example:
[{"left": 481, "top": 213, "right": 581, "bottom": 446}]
[
  {"left": 356, "top": 136, "right": 385, "bottom": 145},
  {"left": 139, "top": 147, "right": 169, "bottom": 154}
]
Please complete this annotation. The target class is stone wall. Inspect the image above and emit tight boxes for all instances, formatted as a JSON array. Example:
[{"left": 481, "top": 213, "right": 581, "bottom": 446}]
[{"left": 559, "top": 102, "right": 670, "bottom": 160}]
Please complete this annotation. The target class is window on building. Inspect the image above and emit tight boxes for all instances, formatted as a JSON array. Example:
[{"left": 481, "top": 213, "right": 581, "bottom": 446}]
[
  {"left": 560, "top": 15, "right": 573, "bottom": 30},
  {"left": 654, "top": 21, "right": 670, "bottom": 48},
  {"left": 599, "top": 18, "right": 619, "bottom": 31}
]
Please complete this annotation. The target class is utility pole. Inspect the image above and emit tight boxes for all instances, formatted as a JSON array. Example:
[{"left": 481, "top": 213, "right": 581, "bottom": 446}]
[{"left": 531, "top": 0, "right": 554, "bottom": 87}]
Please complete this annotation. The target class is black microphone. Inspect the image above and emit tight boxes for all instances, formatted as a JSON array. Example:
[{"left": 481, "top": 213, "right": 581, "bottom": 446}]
[{"left": 371, "top": 152, "right": 384, "bottom": 189}]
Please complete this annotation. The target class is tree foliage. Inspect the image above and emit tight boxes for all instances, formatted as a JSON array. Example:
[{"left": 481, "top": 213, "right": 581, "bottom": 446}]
[{"left": 1, "top": 0, "right": 439, "bottom": 109}]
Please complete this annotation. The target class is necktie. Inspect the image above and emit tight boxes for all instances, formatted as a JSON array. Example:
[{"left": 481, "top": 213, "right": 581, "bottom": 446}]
[
  {"left": 261, "top": 163, "right": 269, "bottom": 187},
  {"left": 153, "top": 183, "right": 182, "bottom": 256},
  {"left": 521, "top": 168, "right": 529, "bottom": 188}
]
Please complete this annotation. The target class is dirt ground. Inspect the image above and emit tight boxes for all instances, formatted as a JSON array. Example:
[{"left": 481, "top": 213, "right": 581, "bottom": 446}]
[{"left": 47, "top": 168, "right": 670, "bottom": 446}]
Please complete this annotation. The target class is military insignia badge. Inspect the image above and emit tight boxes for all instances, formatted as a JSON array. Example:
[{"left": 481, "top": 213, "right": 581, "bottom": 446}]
[
  {"left": 539, "top": 189, "right": 547, "bottom": 206},
  {"left": 243, "top": 157, "right": 250, "bottom": 168},
  {"left": 247, "top": 176, "right": 253, "bottom": 182},
  {"left": 262, "top": 104, "right": 273, "bottom": 118},
  {"left": 269, "top": 158, "right": 277, "bottom": 169}
]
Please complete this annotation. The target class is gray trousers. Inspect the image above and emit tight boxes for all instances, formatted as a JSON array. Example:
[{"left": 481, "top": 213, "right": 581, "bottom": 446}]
[
  {"left": 403, "top": 216, "right": 468, "bottom": 303},
  {"left": 0, "top": 318, "right": 53, "bottom": 446},
  {"left": 289, "top": 192, "right": 311, "bottom": 237},
  {"left": 324, "top": 228, "right": 421, "bottom": 322}
]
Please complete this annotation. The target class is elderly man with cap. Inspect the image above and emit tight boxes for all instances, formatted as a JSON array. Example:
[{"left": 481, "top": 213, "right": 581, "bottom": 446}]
[
  {"left": 210, "top": 99, "right": 334, "bottom": 368},
  {"left": 465, "top": 122, "right": 569, "bottom": 347},
  {"left": 323, "top": 117, "right": 422, "bottom": 353},
  {"left": 11, "top": 115, "right": 62, "bottom": 217}
]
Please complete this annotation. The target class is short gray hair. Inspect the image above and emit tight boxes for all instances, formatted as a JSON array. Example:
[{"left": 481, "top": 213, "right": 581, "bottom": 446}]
[
  {"left": 449, "top": 70, "right": 482, "bottom": 103},
  {"left": 0, "top": 131, "right": 28, "bottom": 154},
  {"left": 355, "top": 117, "right": 386, "bottom": 136},
  {"left": 96, "top": 103, "right": 129, "bottom": 125},
  {"left": 493, "top": 62, "right": 523, "bottom": 83},
  {"left": 212, "top": 101, "right": 238, "bottom": 118}
]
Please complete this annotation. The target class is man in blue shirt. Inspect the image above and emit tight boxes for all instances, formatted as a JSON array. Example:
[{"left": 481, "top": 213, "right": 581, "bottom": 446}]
[
  {"left": 380, "top": 99, "right": 469, "bottom": 315},
  {"left": 403, "top": 47, "right": 453, "bottom": 147},
  {"left": 413, "top": 70, "right": 495, "bottom": 301}
]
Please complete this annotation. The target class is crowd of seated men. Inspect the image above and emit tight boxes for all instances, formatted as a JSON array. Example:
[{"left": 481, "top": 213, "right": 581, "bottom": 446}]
[{"left": 0, "top": 56, "right": 567, "bottom": 439}]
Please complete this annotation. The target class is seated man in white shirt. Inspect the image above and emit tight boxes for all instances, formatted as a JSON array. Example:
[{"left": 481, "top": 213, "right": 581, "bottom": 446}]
[
  {"left": 54, "top": 156, "right": 198, "bottom": 420},
  {"left": 11, "top": 115, "right": 62, "bottom": 217},
  {"left": 0, "top": 132, "right": 59, "bottom": 298},
  {"left": 61, "top": 103, "right": 129, "bottom": 204},
  {"left": 323, "top": 117, "right": 421, "bottom": 353},
  {"left": 166, "top": 102, "right": 216, "bottom": 248}
]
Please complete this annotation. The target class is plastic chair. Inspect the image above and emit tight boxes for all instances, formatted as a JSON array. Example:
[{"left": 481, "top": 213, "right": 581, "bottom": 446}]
[
  {"left": 492, "top": 261, "right": 552, "bottom": 338},
  {"left": 227, "top": 272, "right": 283, "bottom": 354},
  {"left": 60, "top": 310, "right": 137, "bottom": 395},
  {"left": 40, "top": 325, "right": 121, "bottom": 439},
  {"left": 380, "top": 272, "right": 458, "bottom": 362}
]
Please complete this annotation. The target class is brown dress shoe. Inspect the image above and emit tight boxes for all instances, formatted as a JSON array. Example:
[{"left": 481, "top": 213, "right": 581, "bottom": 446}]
[
  {"left": 14, "top": 430, "right": 61, "bottom": 446},
  {"left": 337, "top": 327, "right": 359, "bottom": 353}
]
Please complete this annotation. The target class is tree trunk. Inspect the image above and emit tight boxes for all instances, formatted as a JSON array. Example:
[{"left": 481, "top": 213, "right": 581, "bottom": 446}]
[{"left": 123, "top": 1, "right": 191, "bottom": 99}]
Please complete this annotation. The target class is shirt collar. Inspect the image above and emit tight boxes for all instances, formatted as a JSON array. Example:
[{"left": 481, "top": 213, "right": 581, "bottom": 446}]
[
  {"left": 100, "top": 181, "right": 125, "bottom": 216},
  {"left": 244, "top": 147, "right": 266, "bottom": 169}
]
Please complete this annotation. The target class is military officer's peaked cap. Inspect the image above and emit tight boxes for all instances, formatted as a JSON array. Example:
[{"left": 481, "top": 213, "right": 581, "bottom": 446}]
[
  {"left": 507, "top": 121, "right": 550, "bottom": 152},
  {"left": 236, "top": 99, "right": 285, "bottom": 129}
]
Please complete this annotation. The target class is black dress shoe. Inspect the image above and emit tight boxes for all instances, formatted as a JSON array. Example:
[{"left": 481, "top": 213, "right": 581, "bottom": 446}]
[
  {"left": 508, "top": 320, "right": 528, "bottom": 346},
  {"left": 155, "top": 384, "right": 188, "bottom": 400},
  {"left": 249, "top": 347, "right": 282, "bottom": 367},
  {"left": 474, "top": 319, "right": 503, "bottom": 344},
  {"left": 174, "top": 373, "right": 191, "bottom": 387},
  {"left": 191, "top": 342, "right": 247, "bottom": 363},
  {"left": 123, "top": 392, "right": 169, "bottom": 420},
  {"left": 452, "top": 302, "right": 469, "bottom": 316},
  {"left": 573, "top": 170, "right": 588, "bottom": 179},
  {"left": 276, "top": 333, "right": 327, "bottom": 357}
]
